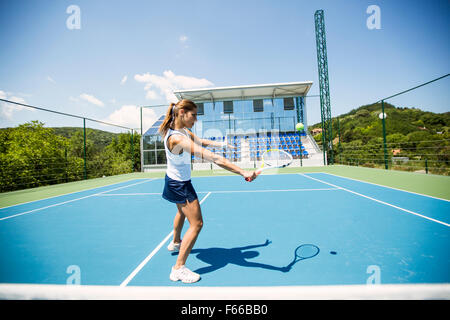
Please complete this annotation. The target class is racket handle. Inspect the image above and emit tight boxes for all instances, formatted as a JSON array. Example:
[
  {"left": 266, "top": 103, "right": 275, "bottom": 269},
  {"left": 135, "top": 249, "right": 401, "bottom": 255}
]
[{"left": 245, "top": 169, "right": 262, "bottom": 182}]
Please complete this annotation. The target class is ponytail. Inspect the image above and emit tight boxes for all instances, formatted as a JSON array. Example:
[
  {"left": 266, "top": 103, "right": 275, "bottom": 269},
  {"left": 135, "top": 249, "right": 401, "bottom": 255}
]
[
  {"left": 158, "top": 102, "right": 176, "bottom": 137},
  {"left": 158, "top": 99, "right": 198, "bottom": 138}
]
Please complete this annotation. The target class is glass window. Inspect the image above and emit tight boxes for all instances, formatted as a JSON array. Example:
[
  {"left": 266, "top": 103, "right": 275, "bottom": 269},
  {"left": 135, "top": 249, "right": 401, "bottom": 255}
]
[
  {"left": 253, "top": 99, "right": 263, "bottom": 112},
  {"left": 143, "top": 150, "right": 156, "bottom": 165},
  {"left": 197, "top": 102, "right": 204, "bottom": 115},
  {"left": 224, "top": 101, "right": 233, "bottom": 114},
  {"left": 284, "top": 97, "right": 295, "bottom": 110},
  {"left": 156, "top": 150, "right": 166, "bottom": 165}
]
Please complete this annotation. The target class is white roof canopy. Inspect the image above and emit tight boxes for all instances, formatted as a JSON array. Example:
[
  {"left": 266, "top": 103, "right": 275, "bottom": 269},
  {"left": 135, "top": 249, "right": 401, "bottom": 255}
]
[{"left": 173, "top": 81, "right": 313, "bottom": 103}]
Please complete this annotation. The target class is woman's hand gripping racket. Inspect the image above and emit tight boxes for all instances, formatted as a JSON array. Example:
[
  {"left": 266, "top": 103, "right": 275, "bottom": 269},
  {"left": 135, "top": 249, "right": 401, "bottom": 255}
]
[{"left": 245, "top": 149, "right": 293, "bottom": 182}]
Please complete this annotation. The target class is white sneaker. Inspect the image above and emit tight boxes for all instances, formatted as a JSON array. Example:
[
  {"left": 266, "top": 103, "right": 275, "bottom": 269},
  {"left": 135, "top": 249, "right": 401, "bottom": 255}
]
[
  {"left": 169, "top": 266, "right": 201, "bottom": 283},
  {"left": 167, "top": 240, "right": 181, "bottom": 252}
]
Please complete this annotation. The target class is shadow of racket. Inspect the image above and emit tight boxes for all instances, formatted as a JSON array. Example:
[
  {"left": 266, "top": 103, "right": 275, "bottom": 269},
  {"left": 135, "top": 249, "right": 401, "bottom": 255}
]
[{"left": 286, "top": 244, "right": 320, "bottom": 270}]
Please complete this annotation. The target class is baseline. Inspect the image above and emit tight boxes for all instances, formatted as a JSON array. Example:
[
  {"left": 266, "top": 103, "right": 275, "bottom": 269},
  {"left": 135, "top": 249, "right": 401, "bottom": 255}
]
[{"left": 96, "top": 188, "right": 339, "bottom": 197}]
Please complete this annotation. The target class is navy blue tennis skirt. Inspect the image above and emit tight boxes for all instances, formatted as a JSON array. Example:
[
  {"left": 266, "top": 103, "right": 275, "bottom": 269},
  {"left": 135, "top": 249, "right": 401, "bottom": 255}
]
[{"left": 162, "top": 174, "right": 198, "bottom": 204}]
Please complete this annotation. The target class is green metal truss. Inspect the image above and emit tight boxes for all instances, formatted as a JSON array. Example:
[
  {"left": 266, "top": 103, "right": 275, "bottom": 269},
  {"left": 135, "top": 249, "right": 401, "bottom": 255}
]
[{"left": 314, "top": 9, "right": 333, "bottom": 165}]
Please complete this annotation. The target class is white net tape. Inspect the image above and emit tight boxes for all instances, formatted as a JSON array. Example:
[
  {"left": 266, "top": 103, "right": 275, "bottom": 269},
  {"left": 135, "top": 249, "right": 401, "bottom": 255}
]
[{"left": 0, "top": 283, "right": 449, "bottom": 300}]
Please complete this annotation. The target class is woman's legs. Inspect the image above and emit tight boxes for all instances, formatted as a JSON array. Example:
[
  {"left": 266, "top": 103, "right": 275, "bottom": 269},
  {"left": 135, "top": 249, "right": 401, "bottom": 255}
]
[
  {"left": 172, "top": 209, "right": 185, "bottom": 244},
  {"left": 174, "top": 198, "right": 203, "bottom": 269}
]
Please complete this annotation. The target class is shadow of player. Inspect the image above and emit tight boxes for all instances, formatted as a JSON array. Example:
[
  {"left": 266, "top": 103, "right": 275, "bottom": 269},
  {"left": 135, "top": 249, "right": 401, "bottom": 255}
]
[{"left": 172, "top": 239, "right": 296, "bottom": 275}]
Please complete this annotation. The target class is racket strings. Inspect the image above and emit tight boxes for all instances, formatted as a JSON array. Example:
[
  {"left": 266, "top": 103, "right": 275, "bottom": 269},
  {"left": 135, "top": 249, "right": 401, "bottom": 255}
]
[
  {"left": 263, "top": 150, "right": 293, "bottom": 168},
  {"left": 295, "top": 244, "right": 320, "bottom": 259}
]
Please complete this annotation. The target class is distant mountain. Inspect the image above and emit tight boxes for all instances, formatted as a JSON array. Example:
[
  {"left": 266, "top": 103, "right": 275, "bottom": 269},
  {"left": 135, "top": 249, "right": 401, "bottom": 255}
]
[{"left": 51, "top": 127, "right": 118, "bottom": 150}]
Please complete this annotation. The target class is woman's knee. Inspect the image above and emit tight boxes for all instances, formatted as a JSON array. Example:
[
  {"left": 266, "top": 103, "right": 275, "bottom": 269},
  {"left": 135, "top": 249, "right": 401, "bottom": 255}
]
[
  {"left": 181, "top": 200, "right": 204, "bottom": 231},
  {"left": 191, "top": 218, "right": 203, "bottom": 232},
  {"left": 196, "top": 219, "right": 204, "bottom": 230}
]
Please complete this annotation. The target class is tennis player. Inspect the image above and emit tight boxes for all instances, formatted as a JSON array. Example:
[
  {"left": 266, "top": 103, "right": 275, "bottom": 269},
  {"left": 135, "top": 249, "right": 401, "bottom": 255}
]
[{"left": 158, "top": 99, "right": 257, "bottom": 283}]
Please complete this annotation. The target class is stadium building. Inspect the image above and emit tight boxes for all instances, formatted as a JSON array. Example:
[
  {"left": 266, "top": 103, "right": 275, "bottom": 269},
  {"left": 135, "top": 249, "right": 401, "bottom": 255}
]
[{"left": 141, "top": 81, "right": 324, "bottom": 171}]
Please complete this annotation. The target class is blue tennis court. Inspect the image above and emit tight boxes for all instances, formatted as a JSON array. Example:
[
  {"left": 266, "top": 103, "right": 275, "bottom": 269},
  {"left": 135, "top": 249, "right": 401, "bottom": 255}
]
[{"left": 0, "top": 173, "right": 449, "bottom": 297}]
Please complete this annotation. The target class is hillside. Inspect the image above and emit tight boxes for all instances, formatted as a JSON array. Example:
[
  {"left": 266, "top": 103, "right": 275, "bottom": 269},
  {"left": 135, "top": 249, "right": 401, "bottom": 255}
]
[
  {"left": 309, "top": 103, "right": 450, "bottom": 174},
  {"left": 51, "top": 127, "right": 118, "bottom": 151},
  {"left": 310, "top": 103, "right": 450, "bottom": 141},
  {"left": 0, "top": 122, "right": 141, "bottom": 192}
]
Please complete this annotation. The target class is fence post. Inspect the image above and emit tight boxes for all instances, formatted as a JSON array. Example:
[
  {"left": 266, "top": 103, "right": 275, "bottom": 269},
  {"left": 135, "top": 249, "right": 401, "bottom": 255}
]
[
  {"left": 381, "top": 100, "right": 388, "bottom": 170},
  {"left": 83, "top": 118, "right": 87, "bottom": 180},
  {"left": 131, "top": 129, "right": 134, "bottom": 173},
  {"left": 65, "top": 147, "right": 68, "bottom": 183},
  {"left": 337, "top": 116, "right": 341, "bottom": 164},
  {"left": 425, "top": 158, "right": 428, "bottom": 174},
  {"left": 299, "top": 134, "right": 303, "bottom": 167}
]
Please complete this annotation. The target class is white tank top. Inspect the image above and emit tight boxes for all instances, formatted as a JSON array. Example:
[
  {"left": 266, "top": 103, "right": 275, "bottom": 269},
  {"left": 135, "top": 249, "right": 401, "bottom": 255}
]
[{"left": 164, "top": 128, "right": 192, "bottom": 181}]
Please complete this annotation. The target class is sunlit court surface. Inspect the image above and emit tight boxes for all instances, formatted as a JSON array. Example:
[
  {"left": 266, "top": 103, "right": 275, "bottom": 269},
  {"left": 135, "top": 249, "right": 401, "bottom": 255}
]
[
  {"left": 1, "top": 1, "right": 449, "bottom": 311},
  {"left": 0, "top": 169, "right": 449, "bottom": 300}
]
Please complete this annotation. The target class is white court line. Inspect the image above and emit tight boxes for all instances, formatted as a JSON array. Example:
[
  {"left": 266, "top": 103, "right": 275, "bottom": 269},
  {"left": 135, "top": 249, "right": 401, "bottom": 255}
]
[
  {"left": 0, "top": 177, "right": 153, "bottom": 210},
  {"left": 299, "top": 173, "right": 450, "bottom": 228},
  {"left": 0, "top": 179, "right": 155, "bottom": 222},
  {"left": 119, "top": 192, "right": 212, "bottom": 287},
  {"left": 97, "top": 188, "right": 339, "bottom": 197},
  {"left": 200, "top": 188, "right": 339, "bottom": 194},
  {"left": 97, "top": 193, "right": 163, "bottom": 196},
  {"left": 320, "top": 172, "right": 450, "bottom": 202}
]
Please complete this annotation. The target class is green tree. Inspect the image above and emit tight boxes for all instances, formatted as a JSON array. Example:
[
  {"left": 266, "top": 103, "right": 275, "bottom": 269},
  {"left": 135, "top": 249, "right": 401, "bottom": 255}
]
[{"left": 0, "top": 121, "right": 73, "bottom": 191}]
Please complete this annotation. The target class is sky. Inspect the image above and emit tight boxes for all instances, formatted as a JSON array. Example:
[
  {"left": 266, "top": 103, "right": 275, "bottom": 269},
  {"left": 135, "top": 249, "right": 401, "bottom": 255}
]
[{"left": 0, "top": 0, "right": 449, "bottom": 133}]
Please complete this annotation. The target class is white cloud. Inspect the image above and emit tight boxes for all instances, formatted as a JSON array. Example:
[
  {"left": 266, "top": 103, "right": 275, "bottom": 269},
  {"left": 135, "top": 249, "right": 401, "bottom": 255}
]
[
  {"left": 134, "top": 70, "right": 213, "bottom": 102},
  {"left": 145, "top": 90, "right": 159, "bottom": 100},
  {"left": 9, "top": 96, "right": 27, "bottom": 104},
  {"left": 47, "top": 76, "right": 56, "bottom": 84},
  {"left": 103, "top": 105, "right": 157, "bottom": 130},
  {"left": 80, "top": 93, "right": 105, "bottom": 107},
  {"left": 0, "top": 91, "right": 31, "bottom": 120},
  {"left": 120, "top": 75, "right": 128, "bottom": 85}
]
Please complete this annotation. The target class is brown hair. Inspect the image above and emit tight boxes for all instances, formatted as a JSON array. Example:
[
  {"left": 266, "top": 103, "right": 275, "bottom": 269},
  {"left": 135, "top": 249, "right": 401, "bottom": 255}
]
[{"left": 158, "top": 99, "right": 198, "bottom": 137}]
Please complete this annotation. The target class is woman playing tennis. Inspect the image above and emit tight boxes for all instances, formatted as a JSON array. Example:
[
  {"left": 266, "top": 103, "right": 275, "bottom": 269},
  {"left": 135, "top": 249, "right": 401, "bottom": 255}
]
[{"left": 158, "top": 99, "right": 257, "bottom": 283}]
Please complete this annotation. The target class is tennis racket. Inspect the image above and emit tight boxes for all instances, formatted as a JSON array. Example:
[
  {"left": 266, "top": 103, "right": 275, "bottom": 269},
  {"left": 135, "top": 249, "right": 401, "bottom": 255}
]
[
  {"left": 286, "top": 244, "right": 320, "bottom": 270},
  {"left": 245, "top": 149, "right": 293, "bottom": 181}
]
